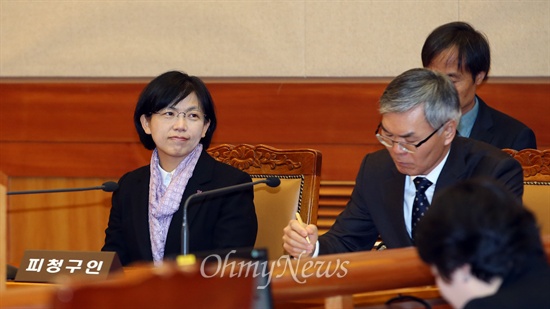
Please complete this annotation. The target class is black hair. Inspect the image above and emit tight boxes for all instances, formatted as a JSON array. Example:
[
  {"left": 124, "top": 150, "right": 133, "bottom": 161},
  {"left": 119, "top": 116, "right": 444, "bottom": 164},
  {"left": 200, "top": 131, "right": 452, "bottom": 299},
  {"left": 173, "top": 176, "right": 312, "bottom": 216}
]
[
  {"left": 133, "top": 71, "right": 217, "bottom": 150},
  {"left": 422, "top": 22, "right": 490, "bottom": 81},
  {"left": 415, "top": 178, "right": 543, "bottom": 283}
]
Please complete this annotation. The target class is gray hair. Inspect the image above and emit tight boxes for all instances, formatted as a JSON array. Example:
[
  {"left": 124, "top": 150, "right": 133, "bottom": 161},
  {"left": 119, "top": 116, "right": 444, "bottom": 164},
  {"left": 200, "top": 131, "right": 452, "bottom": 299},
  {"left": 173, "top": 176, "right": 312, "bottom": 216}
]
[{"left": 379, "top": 68, "right": 461, "bottom": 128}]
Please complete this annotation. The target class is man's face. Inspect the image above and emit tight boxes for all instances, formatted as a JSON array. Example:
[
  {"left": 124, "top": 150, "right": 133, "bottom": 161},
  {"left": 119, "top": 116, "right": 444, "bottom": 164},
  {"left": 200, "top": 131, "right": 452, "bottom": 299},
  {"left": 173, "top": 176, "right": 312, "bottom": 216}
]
[
  {"left": 379, "top": 105, "right": 455, "bottom": 176},
  {"left": 426, "top": 47, "right": 485, "bottom": 114}
]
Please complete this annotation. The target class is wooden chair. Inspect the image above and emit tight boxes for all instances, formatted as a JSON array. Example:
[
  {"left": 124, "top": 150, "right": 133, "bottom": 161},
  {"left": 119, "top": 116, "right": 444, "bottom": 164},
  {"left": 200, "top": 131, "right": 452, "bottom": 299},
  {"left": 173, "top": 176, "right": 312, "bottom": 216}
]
[
  {"left": 51, "top": 262, "right": 255, "bottom": 309},
  {"left": 503, "top": 148, "right": 550, "bottom": 235},
  {"left": 207, "top": 144, "right": 322, "bottom": 260}
]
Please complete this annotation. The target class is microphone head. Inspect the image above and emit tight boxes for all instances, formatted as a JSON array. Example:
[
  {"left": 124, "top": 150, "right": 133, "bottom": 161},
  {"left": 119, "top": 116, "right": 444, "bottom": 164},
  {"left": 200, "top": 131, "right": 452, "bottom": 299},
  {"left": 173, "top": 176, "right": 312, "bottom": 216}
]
[
  {"left": 265, "top": 177, "right": 281, "bottom": 188},
  {"left": 102, "top": 181, "right": 119, "bottom": 192}
]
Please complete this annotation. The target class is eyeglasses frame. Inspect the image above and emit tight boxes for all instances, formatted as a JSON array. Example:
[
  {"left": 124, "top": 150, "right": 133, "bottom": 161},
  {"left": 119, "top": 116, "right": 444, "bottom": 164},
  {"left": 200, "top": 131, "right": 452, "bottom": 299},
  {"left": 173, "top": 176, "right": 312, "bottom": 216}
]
[
  {"left": 375, "top": 122, "right": 445, "bottom": 153},
  {"left": 151, "top": 109, "right": 207, "bottom": 122}
]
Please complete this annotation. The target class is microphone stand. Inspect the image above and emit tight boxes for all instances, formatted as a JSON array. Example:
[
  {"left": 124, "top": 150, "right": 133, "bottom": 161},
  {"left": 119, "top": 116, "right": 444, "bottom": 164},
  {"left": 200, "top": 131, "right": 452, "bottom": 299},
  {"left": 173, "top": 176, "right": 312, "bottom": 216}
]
[
  {"left": 181, "top": 178, "right": 278, "bottom": 256},
  {"left": 7, "top": 181, "right": 119, "bottom": 195}
]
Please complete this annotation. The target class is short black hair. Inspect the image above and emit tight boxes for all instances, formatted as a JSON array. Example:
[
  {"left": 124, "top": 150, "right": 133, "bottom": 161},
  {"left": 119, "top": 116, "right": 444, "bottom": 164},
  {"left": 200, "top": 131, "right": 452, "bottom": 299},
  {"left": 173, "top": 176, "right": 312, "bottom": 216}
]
[
  {"left": 415, "top": 178, "right": 543, "bottom": 283},
  {"left": 422, "top": 22, "right": 490, "bottom": 81},
  {"left": 133, "top": 71, "right": 217, "bottom": 150}
]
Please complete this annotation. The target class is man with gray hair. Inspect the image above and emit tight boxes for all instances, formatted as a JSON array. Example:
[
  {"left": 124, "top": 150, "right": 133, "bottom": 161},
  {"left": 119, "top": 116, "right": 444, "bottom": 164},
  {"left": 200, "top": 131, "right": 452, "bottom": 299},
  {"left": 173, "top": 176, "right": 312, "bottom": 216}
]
[{"left": 283, "top": 68, "right": 523, "bottom": 257}]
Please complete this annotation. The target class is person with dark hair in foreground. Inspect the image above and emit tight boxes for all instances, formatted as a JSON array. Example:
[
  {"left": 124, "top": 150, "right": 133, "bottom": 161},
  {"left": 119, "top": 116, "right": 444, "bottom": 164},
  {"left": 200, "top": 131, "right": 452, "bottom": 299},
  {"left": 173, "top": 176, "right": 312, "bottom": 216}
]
[
  {"left": 422, "top": 21, "right": 536, "bottom": 150},
  {"left": 102, "top": 71, "right": 257, "bottom": 266},
  {"left": 415, "top": 179, "right": 550, "bottom": 309}
]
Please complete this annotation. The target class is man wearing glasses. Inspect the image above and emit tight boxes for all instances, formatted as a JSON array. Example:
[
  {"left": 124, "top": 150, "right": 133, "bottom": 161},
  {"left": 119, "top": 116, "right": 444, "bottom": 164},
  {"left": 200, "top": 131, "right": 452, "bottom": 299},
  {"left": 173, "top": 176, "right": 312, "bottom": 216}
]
[{"left": 283, "top": 68, "right": 523, "bottom": 258}]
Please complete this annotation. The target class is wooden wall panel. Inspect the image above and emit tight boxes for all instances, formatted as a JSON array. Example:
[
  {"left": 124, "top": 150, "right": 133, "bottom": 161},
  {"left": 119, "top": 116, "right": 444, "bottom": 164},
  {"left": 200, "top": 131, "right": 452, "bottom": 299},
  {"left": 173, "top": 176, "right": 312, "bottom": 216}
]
[
  {"left": 0, "top": 82, "right": 384, "bottom": 145},
  {"left": 318, "top": 181, "right": 355, "bottom": 235},
  {"left": 208, "top": 82, "right": 386, "bottom": 146},
  {"left": 1, "top": 79, "right": 548, "bottom": 181},
  {"left": 0, "top": 83, "right": 140, "bottom": 143},
  {"left": 0, "top": 142, "right": 151, "bottom": 178},
  {"left": 6, "top": 177, "right": 113, "bottom": 266}
]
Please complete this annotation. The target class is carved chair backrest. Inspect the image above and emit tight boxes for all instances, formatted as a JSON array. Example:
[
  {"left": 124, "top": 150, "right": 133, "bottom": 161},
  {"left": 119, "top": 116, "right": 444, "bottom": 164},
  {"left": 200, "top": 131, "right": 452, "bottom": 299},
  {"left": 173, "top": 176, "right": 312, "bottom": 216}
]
[
  {"left": 503, "top": 148, "right": 550, "bottom": 235},
  {"left": 207, "top": 144, "right": 322, "bottom": 260}
]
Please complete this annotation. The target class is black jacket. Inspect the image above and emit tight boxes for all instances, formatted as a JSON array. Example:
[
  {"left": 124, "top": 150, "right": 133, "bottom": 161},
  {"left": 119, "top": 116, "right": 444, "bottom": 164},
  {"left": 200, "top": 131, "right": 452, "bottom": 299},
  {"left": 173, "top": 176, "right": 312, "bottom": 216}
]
[
  {"left": 319, "top": 137, "right": 523, "bottom": 254},
  {"left": 102, "top": 150, "right": 258, "bottom": 266}
]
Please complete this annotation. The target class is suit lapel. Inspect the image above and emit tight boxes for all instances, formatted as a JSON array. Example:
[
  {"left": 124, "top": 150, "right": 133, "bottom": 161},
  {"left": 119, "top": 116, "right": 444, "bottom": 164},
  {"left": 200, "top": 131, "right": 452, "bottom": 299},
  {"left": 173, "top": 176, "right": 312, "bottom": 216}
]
[
  {"left": 469, "top": 96, "right": 495, "bottom": 143},
  {"left": 435, "top": 138, "right": 468, "bottom": 192},
  {"left": 381, "top": 164, "right": 410, "bottom": 243}
]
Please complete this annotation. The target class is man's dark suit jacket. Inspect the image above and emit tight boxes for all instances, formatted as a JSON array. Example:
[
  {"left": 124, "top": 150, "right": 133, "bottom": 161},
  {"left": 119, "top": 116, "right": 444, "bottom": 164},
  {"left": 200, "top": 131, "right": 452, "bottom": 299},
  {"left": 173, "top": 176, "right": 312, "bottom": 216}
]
[
  {"left": 469, "top": 96, "right": 537, "bottom": 150},
  {"left": 318, "top": 137, "right": 523, "bottom": 255},
  {"left": 102, "top": 150, "right": 258, "bottom": 266}
]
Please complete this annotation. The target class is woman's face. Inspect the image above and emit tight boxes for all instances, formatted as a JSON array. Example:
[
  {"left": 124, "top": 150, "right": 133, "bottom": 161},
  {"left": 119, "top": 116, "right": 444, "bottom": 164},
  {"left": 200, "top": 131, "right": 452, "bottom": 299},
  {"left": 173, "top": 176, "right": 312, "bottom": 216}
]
[{"left": 140, "top": 92, "right": 210, "bottom": 171}]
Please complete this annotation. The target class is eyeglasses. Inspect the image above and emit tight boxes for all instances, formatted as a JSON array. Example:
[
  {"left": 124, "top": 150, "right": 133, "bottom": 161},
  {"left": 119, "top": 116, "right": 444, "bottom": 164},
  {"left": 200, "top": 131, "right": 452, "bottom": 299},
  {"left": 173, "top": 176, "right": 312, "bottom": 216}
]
[
  {"left": 375, "top": 123, "right": 445, "bottom": 153},
  {"left": 153, "top": 109, "right": 206, "bottom": 122}
]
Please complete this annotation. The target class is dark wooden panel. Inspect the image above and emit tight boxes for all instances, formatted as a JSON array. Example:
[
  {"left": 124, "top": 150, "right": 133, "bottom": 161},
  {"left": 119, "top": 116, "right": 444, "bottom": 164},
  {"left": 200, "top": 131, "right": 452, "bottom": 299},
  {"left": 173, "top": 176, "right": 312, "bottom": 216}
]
[
  {"left": 318, "top": 181, "right": 355, "bottom": 234},
  {"left": 0, "top": 82, "right": 384, "bottom": 145},
  {"left": 208, "top": 82, "right": 385, "bottom": 145},
  {"left": 1, "top": 79, "right": 548, "bottom": 182},
  {"left": 0, "top": 82, "right": 141, "bottom": 142},
  {"left": 3, "top": 81, "right": 547, "bottom": 145},
  {"left": 0, "top": 142, "right": 150, "bottom": 178}
]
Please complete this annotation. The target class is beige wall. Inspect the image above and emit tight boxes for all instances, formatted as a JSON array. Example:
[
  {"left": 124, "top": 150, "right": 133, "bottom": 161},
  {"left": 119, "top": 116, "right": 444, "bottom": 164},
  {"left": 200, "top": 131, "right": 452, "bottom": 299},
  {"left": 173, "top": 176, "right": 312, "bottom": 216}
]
[{"left": 0, "top": 0, "right": 548, "bottom": 78}]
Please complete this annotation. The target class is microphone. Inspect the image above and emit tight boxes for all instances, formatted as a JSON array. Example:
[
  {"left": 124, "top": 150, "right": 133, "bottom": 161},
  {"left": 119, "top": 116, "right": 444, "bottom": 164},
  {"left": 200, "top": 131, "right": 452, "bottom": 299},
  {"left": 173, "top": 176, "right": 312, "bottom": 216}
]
[
  {"left": 181, "top": 177, "right": 280, "bottom": 256},
  {"left": 7, "top": 181, "right": 119, "bottom": 195}
]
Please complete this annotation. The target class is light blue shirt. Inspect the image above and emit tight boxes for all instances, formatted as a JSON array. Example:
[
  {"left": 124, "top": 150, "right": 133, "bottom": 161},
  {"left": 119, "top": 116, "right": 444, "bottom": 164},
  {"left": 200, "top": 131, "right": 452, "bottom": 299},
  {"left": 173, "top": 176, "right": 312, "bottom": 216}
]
[{"left": 457, "top": 96, "right": 479, "bottom": 137}]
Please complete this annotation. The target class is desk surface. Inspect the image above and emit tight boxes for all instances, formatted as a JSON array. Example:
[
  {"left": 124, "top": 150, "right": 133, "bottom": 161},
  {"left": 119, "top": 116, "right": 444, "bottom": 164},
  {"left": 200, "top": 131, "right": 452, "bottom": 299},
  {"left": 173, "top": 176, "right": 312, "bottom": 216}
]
[{"left": 3, "top": 280, "right": 448, "bottom": 309}]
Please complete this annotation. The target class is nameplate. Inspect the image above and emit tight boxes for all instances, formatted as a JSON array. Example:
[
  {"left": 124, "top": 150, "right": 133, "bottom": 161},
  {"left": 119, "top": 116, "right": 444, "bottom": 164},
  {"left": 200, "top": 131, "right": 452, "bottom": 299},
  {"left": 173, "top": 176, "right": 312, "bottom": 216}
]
[{"left": 15, "top": 250, "right": 122, "bottom": 283}]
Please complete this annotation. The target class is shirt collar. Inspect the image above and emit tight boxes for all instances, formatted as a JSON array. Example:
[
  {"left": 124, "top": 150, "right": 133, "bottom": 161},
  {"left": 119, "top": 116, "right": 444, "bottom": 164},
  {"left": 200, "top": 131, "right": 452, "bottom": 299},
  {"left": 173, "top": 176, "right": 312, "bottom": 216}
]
[
  {"left": 411, "top": 147, "right": 450, "bottom": 185},
  {"left": 158, "top": 164, "right": 173, "bottom": 187},
  {"left": 457, "top": 96, "right": 479, "bottom": 137}
]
